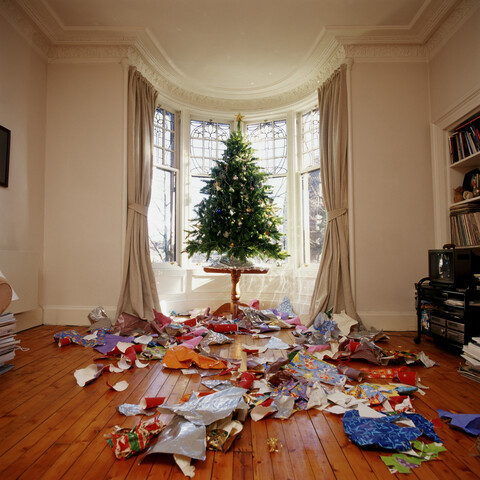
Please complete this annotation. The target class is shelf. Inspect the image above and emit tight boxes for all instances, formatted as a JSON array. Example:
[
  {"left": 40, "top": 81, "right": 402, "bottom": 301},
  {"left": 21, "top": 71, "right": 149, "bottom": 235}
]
[
  {"left": 449, "top": 195, "right": 480, "bottom": 209},
  {"left": 450, "top": 151, "right": 480, "bottom": 172}
]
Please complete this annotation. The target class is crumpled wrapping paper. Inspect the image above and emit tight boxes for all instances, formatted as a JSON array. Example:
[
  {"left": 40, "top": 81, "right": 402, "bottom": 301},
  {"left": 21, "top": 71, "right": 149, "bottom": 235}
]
[
  {"left": 106, "top": 418, "right": 165, "bottom": 459},
  {"left": 162, "top": 345, "right": 228, "bottom": 370},
  {"left": 140, "top": 416, "right": 207, "bottom": 461},
  {"left": 88, "top": 306, "right": 112, "bottom": 331},
  {"left": 158, "top": 387, "right": 247, "bottom": 426}
]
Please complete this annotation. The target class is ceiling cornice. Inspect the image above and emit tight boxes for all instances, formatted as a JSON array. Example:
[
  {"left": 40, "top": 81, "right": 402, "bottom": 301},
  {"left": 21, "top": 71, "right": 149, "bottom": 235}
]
[{"left": 3, "top": 0, "right": 478, "bottom": 112}]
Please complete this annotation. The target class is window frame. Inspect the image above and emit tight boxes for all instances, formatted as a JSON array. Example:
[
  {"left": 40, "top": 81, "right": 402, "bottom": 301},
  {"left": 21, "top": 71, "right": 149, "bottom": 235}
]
[
  {"left": 149, "top": 105, "right": 181, "bottom": 267},
  {"left": 149, "top": 106, "right": 322, "bottom": 271},
  {"left": 297, "top": 107, "right": 324, "bottom": 266}
]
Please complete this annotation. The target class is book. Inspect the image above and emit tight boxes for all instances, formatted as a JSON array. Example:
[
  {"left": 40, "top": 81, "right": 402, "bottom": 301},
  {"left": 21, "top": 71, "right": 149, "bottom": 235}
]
[
  {"left": 463, "top": 342, "right": 480, "bottom": 361},
  {"left": 0, "top": 349, "right": 15, "bottom": 365},
  {"left": 459, "top": 364, "right": 480, "bottom": 383}
]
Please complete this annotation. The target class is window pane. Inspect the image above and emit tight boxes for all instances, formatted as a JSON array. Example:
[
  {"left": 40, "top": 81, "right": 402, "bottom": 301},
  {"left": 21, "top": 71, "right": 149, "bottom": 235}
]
[
  {"left": 247, "top": 120, "right": 287, "bottom": 175},
  {"left": 246, "top": 119, "right": 288, "bottom": 253},
  {"left": 301, "top": 169, "right": 326, "bottom": 264},
  {"left": 190, "top": 119, "right": 230, "bottom": 176},
  {"left": 189, "top": 120, "right": 231, "bottom": 263},
  {"left": 150, "top": 106, "right": 177, "bottom": 263},
  {"left": 265, "top": 175, "right": 288, "bottom": 251},
  {"left": 301, "top": 108, "right": 320, "bottom": 169},
  {"left": 149, "top": 168, "right": 176, "bottom": 263}
]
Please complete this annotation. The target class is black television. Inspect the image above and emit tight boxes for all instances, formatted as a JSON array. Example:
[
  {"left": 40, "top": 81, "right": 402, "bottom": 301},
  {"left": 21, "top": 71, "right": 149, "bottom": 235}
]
[
  {"left": 428, "top": 246, "right": 480, "bottom": 286},
  {"left": 0, "top": 125, "right": 11, "bottom": 188}
]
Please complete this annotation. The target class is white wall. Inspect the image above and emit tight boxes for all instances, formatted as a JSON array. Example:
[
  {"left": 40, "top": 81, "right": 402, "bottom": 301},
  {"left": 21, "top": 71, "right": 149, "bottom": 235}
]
[
  {"left": 350, "top": 61, "right": 433, "bottom": 330},
  {"left": 3, "top": 6, "right": 480, "bottom": 331},
  {"left": 0, "top": 13, "right": 46, "bottom": 329},
  {"left": 429, "top": 8, "right": 480, "bottom": 123},
  {"left": 42, "top": 62, "right": 126, "bottom": 325}
]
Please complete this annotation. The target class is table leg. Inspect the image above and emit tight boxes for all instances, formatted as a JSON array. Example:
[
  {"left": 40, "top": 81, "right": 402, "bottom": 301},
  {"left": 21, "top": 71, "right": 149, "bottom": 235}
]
[{"left": 230, "top": 269, "right": 242, "bottom": 318}]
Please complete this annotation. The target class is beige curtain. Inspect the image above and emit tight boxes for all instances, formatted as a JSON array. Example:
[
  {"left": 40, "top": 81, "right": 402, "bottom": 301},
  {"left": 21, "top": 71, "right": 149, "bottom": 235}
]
[
  {"left": 117, "top": 66, "right": 160, "bottom": 321},
  {"left": 308, "top": 64, "right": 356, "bottom": 324}
]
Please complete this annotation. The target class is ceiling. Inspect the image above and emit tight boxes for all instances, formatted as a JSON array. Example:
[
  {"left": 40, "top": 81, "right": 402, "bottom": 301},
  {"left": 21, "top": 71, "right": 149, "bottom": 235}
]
[{"left": 10, "top": 0, "right": 463, "bottom": 109}]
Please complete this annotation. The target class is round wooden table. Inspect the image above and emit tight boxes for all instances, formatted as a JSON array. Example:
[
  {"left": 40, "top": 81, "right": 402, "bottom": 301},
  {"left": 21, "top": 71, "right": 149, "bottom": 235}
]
[{"left": 203, "top": 265, "right": 269, "bottom": 318}]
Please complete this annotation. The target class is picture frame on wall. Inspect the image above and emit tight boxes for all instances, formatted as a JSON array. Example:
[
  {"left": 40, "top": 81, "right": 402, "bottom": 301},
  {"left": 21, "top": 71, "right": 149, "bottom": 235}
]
[{"left": 0, "top": 125, "right": 11, "bottom": 188}]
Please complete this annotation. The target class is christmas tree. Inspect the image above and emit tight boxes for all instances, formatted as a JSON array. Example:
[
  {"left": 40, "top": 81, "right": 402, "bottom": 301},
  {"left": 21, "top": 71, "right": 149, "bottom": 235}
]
[{"left": 185, "top": 116, "right": 288, "bottom": 265}]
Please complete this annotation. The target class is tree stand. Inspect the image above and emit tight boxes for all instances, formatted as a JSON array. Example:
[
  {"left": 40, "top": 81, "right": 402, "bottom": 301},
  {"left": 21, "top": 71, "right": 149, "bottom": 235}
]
[{"left": 203, "top": 266, "right": 269, "bottom": 318}]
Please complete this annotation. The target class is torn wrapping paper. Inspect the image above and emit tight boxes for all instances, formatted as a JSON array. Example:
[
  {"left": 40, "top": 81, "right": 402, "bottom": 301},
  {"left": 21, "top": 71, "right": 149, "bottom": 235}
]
[
  {"left": 74, "top": 363, "right": 104, "bottom": 387},
  {"left": 264, "top": 336, "right": 290, "bottom": 350},
  {"left": 271, "top": 378, "right": 309, "bottom": 411},
  {"left": 202, "top": 379, "right": 233, "bottom": 391},
  {"left": 134, "top": 335, "right": 154, "bottom": 345},
  {"left": 337, "top": 364, "right": 364, "bottom": 381},
  {"left": 306, "top": 383, "right": 329, "bottom": 410},
  {"left": 158, "top": 387, "right": 247, "bottom": 426},
  {"left": 201, "top": 330, "right": 232, "bottom": 346},
  {"left": 342, "top": 410, "right": 441, "bottom": 450},
  {"left": 174, "top": 454, "right": 196, "bottom": 478},
  {"left": 140, "top": 345, "right": 167, "bottom": 361},
  {"left": 140, "top": 416, "right": 207, "bottom": 461},
  {"left": 332, "top": 311, "right": 358, "bottom": 336},
  {"left": 106, "top": 418, "right": 165, "bottom": 459},
  {"left": 311, "top": 311, "right": 342, "bottom": 343},
  {"left": 272, "top": 395, "right": 296, "bottom": 419},
  {"left": 251, "top": 404, "right": 276, "bottom": 422},
  {"left": 346, "top": 382, "right": 417, "bottom": 406},
  {"left": 95, "top": 334, "right": 135, "bottom": 355},
  {"left": 437, "top": 409, "right": 480, "bottom": 436},
  {"left": 162, "top": 345, "right": 227, "bottom": 370},
  {"left": 206, "top": 417, "right": 243, "bottom": 452},
  {"left": 114, "top": 312, "right": 152, "bottom": 335},
  {"left": 276, "top": 296, "right": 296, "bottom": 317},
  {"left": 140, "top": 397, "right": 166, "bottom": 409},
  {"left": 88, "top": 306, "right": 112, "bottom": 331},
  {"left": 417, "top": 351, "right": 438, "bottom": 368},
  {"left": 107, "top": 380, "right": 129, "bottom": 391},
  {"left": 117, "top": 403, "right": 156, "bottom": 416},
  {"left": 54, "top": 329, "right": 109, "bottom": 347},
  {"left": 283, "top": 351, "right": 347, "bottom": 387},
  {"left": 381, "top": 441, "right": 447, "bottom": 474},
  {"left": 381, "top": 452, "right": 425, "bottom": 473}
]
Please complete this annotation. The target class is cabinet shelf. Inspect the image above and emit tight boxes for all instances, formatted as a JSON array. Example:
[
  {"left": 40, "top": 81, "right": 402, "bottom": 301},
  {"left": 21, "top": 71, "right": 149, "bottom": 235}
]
[
  {"left": 447, "top": 109, "right": 480, "bottom": 246},
  {"left": 415, "top": 278, "right": 480, "bottom": 350},
  {"left": 450, "top": 150, "right": 480, "bottom": 172},
  {"left": 449, "top": 195, "right": 480, "bottom": 209}
]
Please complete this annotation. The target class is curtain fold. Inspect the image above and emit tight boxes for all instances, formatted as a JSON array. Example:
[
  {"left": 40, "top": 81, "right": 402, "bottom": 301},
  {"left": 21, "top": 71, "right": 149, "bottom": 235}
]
[
  {"left": 116, "top": 66, "right": 160, "bottom": 321},
  {"left": 308, "top": 63, "right": 357, "bottom": 324}
]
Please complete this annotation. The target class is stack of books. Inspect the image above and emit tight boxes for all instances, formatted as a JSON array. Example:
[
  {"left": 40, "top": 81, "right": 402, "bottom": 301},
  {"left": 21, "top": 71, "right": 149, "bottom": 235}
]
[
  {"left": 0, "top": 312, "right": 18, "bottom": 374},
  {"left": 459, "top": 337, "right": 480, "bottom": 382}
]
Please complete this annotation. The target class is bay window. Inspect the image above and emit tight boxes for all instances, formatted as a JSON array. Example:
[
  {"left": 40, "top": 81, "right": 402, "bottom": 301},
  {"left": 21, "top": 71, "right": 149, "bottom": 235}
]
[{"left": 148, "top": 108, "right": 323, "bottom": 267}]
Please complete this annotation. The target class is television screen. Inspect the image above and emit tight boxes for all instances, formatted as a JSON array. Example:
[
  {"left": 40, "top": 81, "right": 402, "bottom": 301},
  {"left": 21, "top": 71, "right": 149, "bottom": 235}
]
[
  {"left": 429, "top": 251, "right": 453, "bottom": 283},
  {"left": 0, "top": 125, "right": 11, "bottom": 188}
]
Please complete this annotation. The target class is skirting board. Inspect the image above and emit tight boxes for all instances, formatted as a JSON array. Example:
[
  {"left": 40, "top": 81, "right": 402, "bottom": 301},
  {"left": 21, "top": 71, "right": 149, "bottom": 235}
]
[
  {"left": 14, "top": 308, "right": 43, "bottom": 332},
  {"left": 43, "top": 305, "right": 118, "bottom": 326},
  {"left": 358, "top": 312, "right": 417, "bottom": 332}
]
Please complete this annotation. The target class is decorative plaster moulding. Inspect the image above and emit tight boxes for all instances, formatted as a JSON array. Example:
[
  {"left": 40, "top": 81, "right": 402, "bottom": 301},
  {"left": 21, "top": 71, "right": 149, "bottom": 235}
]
[
  {"left": 5, "top": 0, "right": 478, "bottom": 112},
  {"left": 425, "top": 0, "right": 479, "bottom": 59},
  {"left": 1, "top": 0, "right": 50, "bottom": 58}
]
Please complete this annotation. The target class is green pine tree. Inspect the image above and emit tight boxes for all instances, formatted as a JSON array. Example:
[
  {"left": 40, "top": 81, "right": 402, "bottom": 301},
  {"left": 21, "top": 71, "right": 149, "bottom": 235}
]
[{"left": 185, "top": 121, "right": 288, "bottom": 264}]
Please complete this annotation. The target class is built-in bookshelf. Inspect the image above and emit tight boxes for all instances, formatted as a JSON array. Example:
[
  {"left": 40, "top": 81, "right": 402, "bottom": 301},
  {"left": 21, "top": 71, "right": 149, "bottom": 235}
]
[{"left": 448, "top": 111, "right": 480, "bottom": 246}]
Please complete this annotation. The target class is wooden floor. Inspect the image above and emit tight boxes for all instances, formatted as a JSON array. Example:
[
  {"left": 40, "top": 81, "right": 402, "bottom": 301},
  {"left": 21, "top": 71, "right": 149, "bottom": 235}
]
[{"left": 0, "top": 325, "right": 479, "bottom": 480}]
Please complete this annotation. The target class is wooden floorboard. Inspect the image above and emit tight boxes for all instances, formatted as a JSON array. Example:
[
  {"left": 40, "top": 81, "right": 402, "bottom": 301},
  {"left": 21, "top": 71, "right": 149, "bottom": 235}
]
[{"left": 0, "top": 325, "right": 479, "bottom": 479}]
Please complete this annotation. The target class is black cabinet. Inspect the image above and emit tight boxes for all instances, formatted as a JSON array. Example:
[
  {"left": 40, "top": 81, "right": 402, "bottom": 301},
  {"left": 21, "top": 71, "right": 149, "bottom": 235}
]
[{"left": 415, "top": 277, "right": 480, "bottom": 350}]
